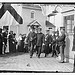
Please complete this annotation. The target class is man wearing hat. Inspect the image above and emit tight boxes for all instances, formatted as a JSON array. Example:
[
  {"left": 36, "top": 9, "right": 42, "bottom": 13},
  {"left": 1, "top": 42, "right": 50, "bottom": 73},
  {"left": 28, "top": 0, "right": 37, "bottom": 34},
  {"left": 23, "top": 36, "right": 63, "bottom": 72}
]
[
  {"left": 26, "top": 25, "right": 37, "bottom": 58},
  {"left": 57, "top": 27, "right": 66, "bottom": 63},
  {"left": 2, "top": 27, "right": 8, "bottom": 54},
  {"left": 36, "top": 27, "right": 45, "bottom": 58},
  {"left": 0, "top": 28, "right": 3, "bottom": 54},
  {"left": 44, "top": 29, "right": 53, "bottom": 57}
]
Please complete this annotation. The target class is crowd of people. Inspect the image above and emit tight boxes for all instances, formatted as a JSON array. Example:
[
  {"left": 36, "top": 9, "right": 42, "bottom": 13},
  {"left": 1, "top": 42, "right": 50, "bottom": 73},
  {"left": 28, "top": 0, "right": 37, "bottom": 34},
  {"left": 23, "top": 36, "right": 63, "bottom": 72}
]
[
  {"left": 0, "top": 27, "right": 27, "bottom": 55},
  {"left": 0, "top": 25, "right": 66, "bottom": 63},
  {"left": 26, "top": 25, "right": 66, "bottom": 63}
]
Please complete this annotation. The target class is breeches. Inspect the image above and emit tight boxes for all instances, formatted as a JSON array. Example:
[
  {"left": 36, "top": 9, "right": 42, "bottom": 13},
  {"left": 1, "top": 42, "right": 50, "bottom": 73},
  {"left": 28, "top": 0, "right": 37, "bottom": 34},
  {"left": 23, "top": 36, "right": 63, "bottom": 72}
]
[
  {"left": 60, "top": 45, "right": 65, "bottom": 61},
  {"left": 30, "top": 44, "right": 35, "bottom": 56},
  {"left": 36, "top": 46, "right": 42, "bottom": 56}
]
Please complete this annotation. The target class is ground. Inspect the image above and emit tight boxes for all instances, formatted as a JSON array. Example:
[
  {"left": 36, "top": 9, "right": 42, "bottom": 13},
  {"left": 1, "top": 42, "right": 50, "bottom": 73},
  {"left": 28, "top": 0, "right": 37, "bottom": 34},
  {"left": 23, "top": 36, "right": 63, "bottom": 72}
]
[{"left": 0, "top": 52, "right": 73, "bottom": 73}]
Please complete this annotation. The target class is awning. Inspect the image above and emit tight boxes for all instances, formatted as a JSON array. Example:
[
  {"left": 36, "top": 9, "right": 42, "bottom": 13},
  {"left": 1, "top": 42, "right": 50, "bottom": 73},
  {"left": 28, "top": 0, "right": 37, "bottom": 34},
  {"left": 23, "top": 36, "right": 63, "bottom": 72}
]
[
  {"left": 45, "top": 20, "right": 56, "bottom": 28},
  {"left": 48, "top": 13, "right": 56, "bottom": 17}
]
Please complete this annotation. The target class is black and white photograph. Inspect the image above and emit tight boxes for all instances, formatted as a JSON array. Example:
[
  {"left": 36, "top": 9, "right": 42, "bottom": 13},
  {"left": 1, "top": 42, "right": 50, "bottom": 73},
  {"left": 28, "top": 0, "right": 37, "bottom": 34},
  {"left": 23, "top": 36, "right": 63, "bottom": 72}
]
[{"left": 0, "top": 0, "right": 75, "bottom": 73}]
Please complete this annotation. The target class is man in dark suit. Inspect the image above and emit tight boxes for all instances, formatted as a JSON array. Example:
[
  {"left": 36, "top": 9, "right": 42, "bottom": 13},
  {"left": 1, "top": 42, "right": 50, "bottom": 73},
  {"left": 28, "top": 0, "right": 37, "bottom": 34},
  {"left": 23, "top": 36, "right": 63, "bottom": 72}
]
[
  {"left": 57, "top": 27, "right": 66, "bottom": 63},
  {"left": 2, "top": 28, "right": 8, "bottom": 54},
  {"left": 44, "top": 29, "right": 53, "bottom": 57},
  {"left": 26, "top": 26, "right": 36, "bottom": 58},
  {"left": 36, "top": 27, "right": 45, "bottom": 58}
]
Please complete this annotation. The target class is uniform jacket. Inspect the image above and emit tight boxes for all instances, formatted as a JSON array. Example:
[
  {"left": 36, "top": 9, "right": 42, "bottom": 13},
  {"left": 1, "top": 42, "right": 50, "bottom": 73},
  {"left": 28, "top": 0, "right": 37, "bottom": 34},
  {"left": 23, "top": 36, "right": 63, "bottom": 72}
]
[
  {"left": 26, "top": 32, "right": 36, "bottom": 46},
  {"left": 2, "top": 32, "right": 7, "bottom": 45},
  {"left": 51, "top": 35, "right": 56, "bottom": 45},
  {"left": 36, "top": 33, "right": 44, "bottom": 46},
  {"left": 44, "top": 34, "right": 53, "bottom": 45},
  {"left": 57, "top": 34, "right": 66, "bottom": 46}
]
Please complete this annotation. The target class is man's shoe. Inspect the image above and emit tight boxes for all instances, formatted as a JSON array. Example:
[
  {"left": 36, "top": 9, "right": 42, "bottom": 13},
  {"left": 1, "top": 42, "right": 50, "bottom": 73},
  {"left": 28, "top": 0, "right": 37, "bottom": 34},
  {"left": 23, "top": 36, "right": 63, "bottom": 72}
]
[
  {"left": 45, "top": 54, "right": 47, "bottom": 57},
  {"left": 30, "top": 56, "right": 32, "bottom": 58},
  {"left": 59, "top": 61, "right": 65, "bottom": 63}
]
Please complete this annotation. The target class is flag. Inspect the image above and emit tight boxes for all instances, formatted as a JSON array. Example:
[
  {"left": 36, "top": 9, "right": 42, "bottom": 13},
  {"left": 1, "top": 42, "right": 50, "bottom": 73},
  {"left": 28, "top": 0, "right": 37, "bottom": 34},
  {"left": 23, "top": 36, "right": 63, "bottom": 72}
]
[{"left": 0, "top": 3, "right": 23, "bottom": 27}]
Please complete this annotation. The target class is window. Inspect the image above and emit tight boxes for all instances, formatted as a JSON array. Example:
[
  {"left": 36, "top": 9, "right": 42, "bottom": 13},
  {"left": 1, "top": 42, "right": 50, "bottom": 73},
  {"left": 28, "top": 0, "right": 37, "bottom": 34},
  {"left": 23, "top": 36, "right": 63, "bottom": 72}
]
[
  {"left": 31, "top": 11, "right": 34, "bottom": 18},
  {"left": 64, "top": 15, "right": 74, "bottom": 33}
]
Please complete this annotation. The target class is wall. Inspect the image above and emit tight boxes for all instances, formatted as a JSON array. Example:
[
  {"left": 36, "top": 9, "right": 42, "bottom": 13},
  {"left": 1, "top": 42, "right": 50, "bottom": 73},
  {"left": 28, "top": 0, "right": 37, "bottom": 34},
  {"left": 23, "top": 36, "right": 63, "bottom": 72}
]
[
  {"left": 62, "top": 8, "right": 75, "bottom": 64},
  {"left": 19, "top": 7, "right": 46, "bottom": 35},
  {"left": 10, "top": 6, "right": 46, "bottom": 37}
]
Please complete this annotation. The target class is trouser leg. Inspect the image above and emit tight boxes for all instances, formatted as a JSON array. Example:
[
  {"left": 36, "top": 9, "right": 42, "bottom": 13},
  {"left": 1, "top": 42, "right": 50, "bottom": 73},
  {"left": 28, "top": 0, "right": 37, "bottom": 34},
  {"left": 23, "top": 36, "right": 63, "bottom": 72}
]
[
  {"left": 52, "top": 45, "right": 55, "bottom": 57},
  {"left": 36, "top": 46, "right": 38, "bottom": 56},
  {"left": 60, "top": 46, "right": 65, "bottom": 62},
  {"left": 38, "top": 46, "right": 41, "bottom": 57},
  {"left": 30, "top": 44, "right": 34, "bottom": 57},
  {"left": 44, "top": 45, "right": 47, "bottom": 57}
]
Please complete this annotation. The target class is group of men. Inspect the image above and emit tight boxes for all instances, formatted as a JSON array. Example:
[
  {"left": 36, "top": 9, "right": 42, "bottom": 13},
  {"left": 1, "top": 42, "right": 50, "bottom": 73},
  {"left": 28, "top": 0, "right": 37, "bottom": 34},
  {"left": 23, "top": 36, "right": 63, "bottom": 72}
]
[
  {"left": 26, "top": 25, "right": 66, "bottom": 63},
  {"left": 0, "top": 27, "right": 18, "bottom": 54},
  {"left": 0, "top": 28, "right": 8, "bottom": 54}
]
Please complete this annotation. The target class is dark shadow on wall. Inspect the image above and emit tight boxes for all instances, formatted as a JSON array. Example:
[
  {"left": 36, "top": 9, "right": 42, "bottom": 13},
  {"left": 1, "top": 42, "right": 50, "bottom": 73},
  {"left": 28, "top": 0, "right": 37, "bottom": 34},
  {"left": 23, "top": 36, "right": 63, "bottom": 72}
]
[{"left": 65, "top": 34, "right": 70, "bottom": 63}]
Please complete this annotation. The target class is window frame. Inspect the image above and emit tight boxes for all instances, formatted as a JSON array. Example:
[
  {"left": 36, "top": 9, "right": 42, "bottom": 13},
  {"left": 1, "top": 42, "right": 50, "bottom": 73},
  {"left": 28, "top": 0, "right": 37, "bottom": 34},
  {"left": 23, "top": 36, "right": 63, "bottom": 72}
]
[
  {"left": 31, "top": 10, "right": 35, "bottom": 19},
  {"left": 64, "top": 15, "right": 74, "bottom": 33}
]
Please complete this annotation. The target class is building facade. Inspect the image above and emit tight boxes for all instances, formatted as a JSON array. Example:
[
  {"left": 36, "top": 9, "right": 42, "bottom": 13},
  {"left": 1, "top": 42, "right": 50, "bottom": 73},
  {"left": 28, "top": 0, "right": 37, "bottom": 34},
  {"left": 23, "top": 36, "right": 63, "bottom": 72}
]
[
  {"left": 62, "top": 6, "right": 75, "bottom": 63},
  {"left": 10, "top": 4, "right": 46, "bottom": 38}
]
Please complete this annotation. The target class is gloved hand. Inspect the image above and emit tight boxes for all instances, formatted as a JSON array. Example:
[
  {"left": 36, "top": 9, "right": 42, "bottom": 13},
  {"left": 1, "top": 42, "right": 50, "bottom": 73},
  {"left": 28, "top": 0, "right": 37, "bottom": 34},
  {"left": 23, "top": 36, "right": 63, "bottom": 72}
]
[
  {"left": 49, "top": 44, "right": 51, "bottom": 47},
  {"left": 42, "top": 43, "right": 45, "bottom": 46}
]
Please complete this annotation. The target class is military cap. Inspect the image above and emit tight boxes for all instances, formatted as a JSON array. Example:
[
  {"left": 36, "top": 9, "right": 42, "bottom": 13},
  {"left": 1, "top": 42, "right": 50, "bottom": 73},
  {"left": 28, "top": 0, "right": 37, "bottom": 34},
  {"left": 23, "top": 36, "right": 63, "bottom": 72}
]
[
  {"left": 9, "top": 31, "right": 13, "bottom": 34},
  {"left": 48, "top": 27, "right": 52, "bottom": 30},
  {"left": 30, "top": 25, "right": 35, "bottom": 29},
  {"left": 60, "top": 26, "right": 65, "bottom": 30},
  {"left": 13, "top": 33, "right": 16, "bottom": 35},
  {"left": 46, "top": 29, "right": 50, "bottom": 32}
]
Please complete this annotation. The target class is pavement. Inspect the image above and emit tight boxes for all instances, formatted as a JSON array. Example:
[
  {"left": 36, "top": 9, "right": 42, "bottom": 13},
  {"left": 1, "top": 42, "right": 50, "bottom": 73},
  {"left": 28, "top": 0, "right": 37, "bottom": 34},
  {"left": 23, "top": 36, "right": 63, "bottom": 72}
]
[{"left": 0, "top": 52, "right": 73, "bottom": 73}]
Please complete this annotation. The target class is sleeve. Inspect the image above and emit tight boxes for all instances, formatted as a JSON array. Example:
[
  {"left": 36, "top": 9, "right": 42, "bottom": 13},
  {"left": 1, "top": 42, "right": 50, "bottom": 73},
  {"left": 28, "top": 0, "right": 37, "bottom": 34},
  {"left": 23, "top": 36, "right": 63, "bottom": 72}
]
[
  {"left": 26, "top": 33, "right": 30, "bottom": 43},
  {"left": 42, "top": 34, "right": 45, "bottom": 43},
  {"left": 49, "top": 35, "right": 53, "bottom": 44},
  {"left": 57, "top": 34, "right": 66, "bottom": 42},
  {"left": 2, "top": 33, "right": 4, "bottom": 43}
]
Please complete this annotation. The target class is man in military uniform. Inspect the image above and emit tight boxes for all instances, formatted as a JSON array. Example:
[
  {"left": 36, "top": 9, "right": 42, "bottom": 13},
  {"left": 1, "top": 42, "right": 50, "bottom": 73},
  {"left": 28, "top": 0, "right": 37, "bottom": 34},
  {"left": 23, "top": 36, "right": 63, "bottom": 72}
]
[
  {"left": 36, "top": 27, "right": 44, "bottom": 58},
  {"left": 26, "top": 25, "right": 36, "bottom": 58},
  {"left": 57, "top": 27, "right": 66, "bottom": 63},
  {"left": 44, "top": 29, "right": 53, "bottom": 57},
  {"left": 2, "top": 28, "right": 8, "bottom": 54},
  {"left": 51, "top": 31, "right": 57, "bottom": 57}
]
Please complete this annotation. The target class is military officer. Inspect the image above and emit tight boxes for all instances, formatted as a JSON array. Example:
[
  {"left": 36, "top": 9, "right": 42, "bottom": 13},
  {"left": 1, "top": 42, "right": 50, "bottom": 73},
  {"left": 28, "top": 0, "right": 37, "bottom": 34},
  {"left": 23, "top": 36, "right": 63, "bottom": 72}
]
[
  {"left": 51, "top": 31, "right": 58, "bottom": 57},
  {"left": 2, "top": 28, "right": 8, "bottom": 54},
  {"left": 26, "top": 25, "right": 36, "bottom": 58},
  {"left": 8, "top": 31, "right": 14, "bottom": 53},
  {"left": 44, "top": 29, "right": 53, "bottom": 57},
  {"left": 57, "top": 27, "right": 66, "bottom": 63},
  {"left": 36, "top": 27, "right": 45, "bottom": 58}
]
